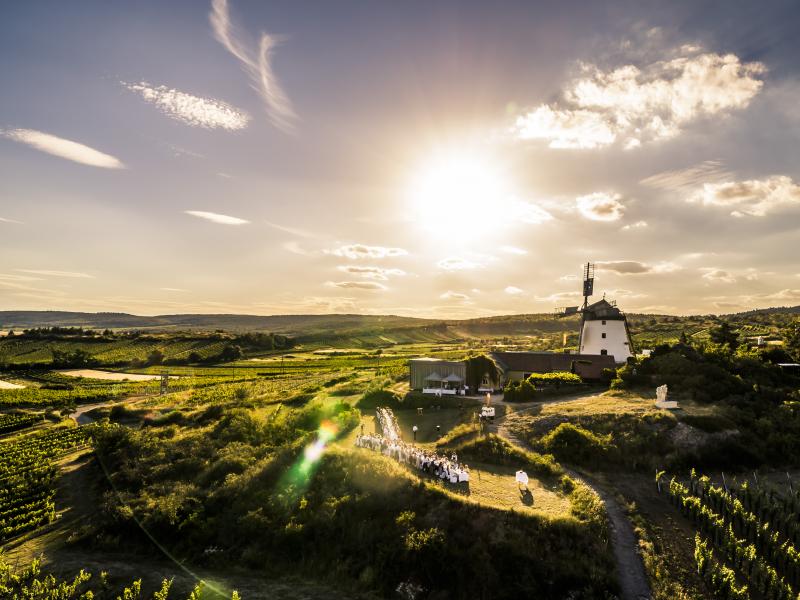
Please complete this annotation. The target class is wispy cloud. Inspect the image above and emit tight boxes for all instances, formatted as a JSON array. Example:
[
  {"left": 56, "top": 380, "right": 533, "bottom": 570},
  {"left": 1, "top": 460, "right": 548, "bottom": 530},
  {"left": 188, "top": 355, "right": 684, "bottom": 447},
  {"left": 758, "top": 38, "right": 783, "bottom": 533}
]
[
  {"left": 185, "top": 210, "right": 250, "bottom": 225},
  {"left": 210, "top": 0, "right": 297, "bottom": 132},
  {"left": 160, "top": 287, "right": 189, "bottom": 292},
  {"left": 1, "top": 129, "right": 124, "bottom": 169},
  {"left": 597, "top": 261, "right": 681, "bottom": 274},
  {"left": 0, "top": 217, "right": 23, "bottom": 224},
  {"left": 688, "top": 175, "right": 800, "bottom": 217},
  {"left": 640, "top": 160, "right": 732, "bottom": 189},
  {"left": 515, "top": 47, "right": 765, "bottom": 149},
  {"left": 15, "top": 269, "right": 94, "bottom": 278},
  {"left": 123, "top": 81, "right": 250, "bottom": 130},
  {"left": 440, "top": 290, "right": 470, "bottom": 300},
  {"left": 437, "top": 257, "right": 483, "bottom": 271},
  {"left": 265, "top": 220, "right": 316, "bottom": 238},
  {"left": 337, "top": 266, "right": 405, "bottom": 280},
  {"left": 504, "top": 286, "right": 525, "bottom": 295},
  {"left": 576, "top": 192, "right": 625, "bottom": 221},
  {"left": 327, "top": 244, "right": 408, "bottom": 259},
  {"left": 701, "top": 268, "right": 737, "bottom": 284},
  {"left": 328, "top": 281, "right": 387, "bottom": 291},
  {"left": 622, "top": 220, "right": 648, "bottom": 230}
]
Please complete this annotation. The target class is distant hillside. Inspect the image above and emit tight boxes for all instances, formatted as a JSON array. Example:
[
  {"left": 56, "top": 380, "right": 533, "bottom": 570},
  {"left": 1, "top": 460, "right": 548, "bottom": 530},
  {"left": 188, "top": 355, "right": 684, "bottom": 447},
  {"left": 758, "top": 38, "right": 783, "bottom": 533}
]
[
  {"left": 1, "top": 307, "right": 797, "bottom": 341},
  {"left": 0, "top": 311, "right": 432, "bottom": 334}
]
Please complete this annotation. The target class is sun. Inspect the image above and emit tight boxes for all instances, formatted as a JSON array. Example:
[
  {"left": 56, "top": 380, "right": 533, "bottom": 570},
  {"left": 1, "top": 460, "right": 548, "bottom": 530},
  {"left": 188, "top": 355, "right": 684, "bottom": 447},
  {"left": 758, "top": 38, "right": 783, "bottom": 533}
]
[{"left": 409, "top": 153, "right": 511, "bottom": 237}]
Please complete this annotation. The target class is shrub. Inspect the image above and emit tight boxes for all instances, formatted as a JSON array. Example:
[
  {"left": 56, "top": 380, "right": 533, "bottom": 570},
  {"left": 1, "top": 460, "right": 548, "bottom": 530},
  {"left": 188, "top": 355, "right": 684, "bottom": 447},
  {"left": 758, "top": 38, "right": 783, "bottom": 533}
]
[
  {"left": 453, "top": 434, "right": 561, "bottom": 478},
  {"left": 539, "top": 423, "right": 612, "bottom": 466},
  {"left": 527, "top": 371, "right": 582, "bottom": 386},
  {"left": 357, "top": 389, "right": 402, "bottom": 409},
  {"left": 503, "top": 379, "right": 536, "bottom": 402}
]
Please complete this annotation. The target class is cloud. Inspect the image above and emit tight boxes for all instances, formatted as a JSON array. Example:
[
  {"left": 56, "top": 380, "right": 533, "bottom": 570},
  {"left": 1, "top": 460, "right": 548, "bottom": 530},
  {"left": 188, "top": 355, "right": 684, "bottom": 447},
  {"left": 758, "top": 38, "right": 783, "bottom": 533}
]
[
  {"left": 500, "top": 245, "right": 528, "bottom": 255},
  {"left": 596, "top": 260, "right": 650, "bottom": 274},
  {"left": 440, "top": 290, "right": 470, "bottom": 300},
  {"left": 640, "top": 160, "right": 732, "bottom": 189},
  {"left": 761, "top": 289, "right": 800, "bottom": 302},
  {"left": 504, "top": 286, "right": 525, "bottom": 295},
  {"left": 701, "top": 268, "right": 737, "bottom": 284},
  {"left": 597, "top": 261, "right": 681, "bottom": 274},
  {"left": 622, "top": 220, "right": 648, "bottom": 230},
  {"left": 160, "top": 287, "right": 189, "bottom": 292},
  {"left": 328, "top": 281, "right": 387, "bottom": 291},
  {"left": 123, "top": 81, "right": 249, "bottom": 130},
  {"left": 0, "top": 273, "right": 43, "bottom": 282},
  {"left": 536, "top": 291, "right": 581, "bottom": 303},
  {"left": 688, "top": 176, "right": 800, "bottom": 217},
  {"left": 210, "top": 0, "right": 297, "bottom": 132},
  {"left": 576, "top": 192, "right": 625, "bottom": 221},
  {"left": 0, "top": 217, "right": 23, "bottom": 224},
  {"left": 2, "top": 129, "right": 124, "bottom": 168},
  {"left": 437, "top": 257, "right": 483, "bottom": 271},
  {"left": 328, "top": 244, "right": 408, "bottom": 259},
  {"left": 514, "top": 47, "right": 765, "bottom": 149},
  {"left": 337, "top": 266, "right": 405, "bottom": 280},
  {"left": 510, "top": 200, "right": 554, "bottom": 224},
  {"left": 15, "top": 269, "right": 94, "bottom": 278},
  {"left": 265, "top": 220, "right": 316, "bottom": 238},
  {"left": 283, "top": 241, "right": 313, "bottom": 256},
  {"left": 185, "top": 210, "right": 249, "bottom": 225}
]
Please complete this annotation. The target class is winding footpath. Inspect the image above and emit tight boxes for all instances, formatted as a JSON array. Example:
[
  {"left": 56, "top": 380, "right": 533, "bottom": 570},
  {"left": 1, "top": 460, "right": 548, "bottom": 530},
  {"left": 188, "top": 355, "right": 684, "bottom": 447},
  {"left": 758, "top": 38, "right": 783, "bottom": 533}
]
[{"left": 493, "top": 397, "right": 652, "bottom": 600}]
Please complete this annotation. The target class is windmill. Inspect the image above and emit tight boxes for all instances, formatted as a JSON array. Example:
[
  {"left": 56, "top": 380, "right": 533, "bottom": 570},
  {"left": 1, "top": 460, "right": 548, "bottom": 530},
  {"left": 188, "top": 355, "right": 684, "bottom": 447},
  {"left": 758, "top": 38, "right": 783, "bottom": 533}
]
[{"left": 555, "top": 262, "right": 633, "bottom": 363}]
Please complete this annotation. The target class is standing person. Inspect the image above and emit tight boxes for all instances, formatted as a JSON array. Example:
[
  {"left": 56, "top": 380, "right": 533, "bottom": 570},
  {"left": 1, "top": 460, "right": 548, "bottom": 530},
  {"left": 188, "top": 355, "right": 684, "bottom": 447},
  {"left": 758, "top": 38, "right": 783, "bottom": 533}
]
[
  {"left": 360, "top": 423, "right": 365, "bottom": 436},
  {"left": 435, "top": 424, "right": 441, "bottom": 437},
  {"left": 412, "top": 425, "right": 418, "bottom": 441}
]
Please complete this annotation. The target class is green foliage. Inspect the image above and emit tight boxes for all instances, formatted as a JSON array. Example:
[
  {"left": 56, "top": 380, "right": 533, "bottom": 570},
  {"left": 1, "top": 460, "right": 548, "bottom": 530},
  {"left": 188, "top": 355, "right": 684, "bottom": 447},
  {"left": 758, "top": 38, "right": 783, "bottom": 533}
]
[
  {"left": 465, "top": 355, "right": 499, "bottom": 392},
  {"left": 708, "top": 321, "right": 740, "bottom": 351},
  {"left": 0, "top": 425, "right": 90, "bottom": 542},
  {"left": 0, "top": 556, "right": 239, "bottom": 599},
  {"left": 539, "top": 423, "right": 612, "bottom": 467},
  {"left": 527, "top": 371, "right": 582, "bottom": 385},
  {"left": 356, "top": 388, "right": 402, "bottom": 409},
  {"left": 452, "top": 434, "right": 561, "bottom": 478},
  {"left": 503, "top": 378, "right": 537, "bottom": 402}
]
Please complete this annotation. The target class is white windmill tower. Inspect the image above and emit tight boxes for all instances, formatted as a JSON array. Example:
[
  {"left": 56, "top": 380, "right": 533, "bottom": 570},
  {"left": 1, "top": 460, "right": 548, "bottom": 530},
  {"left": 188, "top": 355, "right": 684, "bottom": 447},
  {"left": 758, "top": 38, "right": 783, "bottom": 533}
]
[
  {"left": 556, "top": 263, "right": 634, "bottom": 363},
  {"left": 577, "top": 263, "right": 633, "bottom": 363}
]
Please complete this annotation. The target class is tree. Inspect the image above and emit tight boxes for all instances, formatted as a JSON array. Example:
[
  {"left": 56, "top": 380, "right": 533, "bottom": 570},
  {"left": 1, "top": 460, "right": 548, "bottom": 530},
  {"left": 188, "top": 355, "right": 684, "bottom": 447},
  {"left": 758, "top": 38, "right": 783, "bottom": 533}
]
[
  {"left": 679, "top": 331, "right": 689, "bottom": 345},
  {"left": 709, "top": 321, "right": 740, "bottom": 350},
  {"left": 147, "top": 349, "right": 165, "bottom": 365},
  {"left": 786, "top": 325, "right": 800, "bottom": 361},
  {"left": 219, "top": 344, "right": 243, "bottom": 362}
]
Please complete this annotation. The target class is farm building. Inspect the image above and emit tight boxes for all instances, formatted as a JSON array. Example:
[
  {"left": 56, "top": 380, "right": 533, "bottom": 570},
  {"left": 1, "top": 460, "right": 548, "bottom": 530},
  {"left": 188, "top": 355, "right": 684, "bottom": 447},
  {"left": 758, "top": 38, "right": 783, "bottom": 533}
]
[
  {"left": 488, "top": 351, "right": 617, "bottom": 385},
  {"left": 409, "top": 358, "right": 467, "bottom": 395}
]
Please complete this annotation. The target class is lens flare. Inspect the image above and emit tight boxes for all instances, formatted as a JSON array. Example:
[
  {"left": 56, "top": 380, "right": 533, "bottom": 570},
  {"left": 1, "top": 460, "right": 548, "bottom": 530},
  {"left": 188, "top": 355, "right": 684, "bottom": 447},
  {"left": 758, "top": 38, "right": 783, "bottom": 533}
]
[{"left": 300, "top": 420, "right": 338, "bottom": 472}]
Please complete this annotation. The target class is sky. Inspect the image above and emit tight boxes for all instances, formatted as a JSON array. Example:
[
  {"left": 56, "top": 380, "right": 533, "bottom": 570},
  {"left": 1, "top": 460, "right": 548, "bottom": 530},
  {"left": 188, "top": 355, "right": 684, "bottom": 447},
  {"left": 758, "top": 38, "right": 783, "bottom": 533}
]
[{"left": 1, "top": 0, "right": 799, "bottom": 318}]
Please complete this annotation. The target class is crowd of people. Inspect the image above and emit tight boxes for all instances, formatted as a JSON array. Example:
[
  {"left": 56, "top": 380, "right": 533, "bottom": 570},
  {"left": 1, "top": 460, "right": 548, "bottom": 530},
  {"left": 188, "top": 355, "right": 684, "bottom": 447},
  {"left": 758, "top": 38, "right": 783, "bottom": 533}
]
[{"left": 355, "top": 407, "right": 470, "bottom": 485}]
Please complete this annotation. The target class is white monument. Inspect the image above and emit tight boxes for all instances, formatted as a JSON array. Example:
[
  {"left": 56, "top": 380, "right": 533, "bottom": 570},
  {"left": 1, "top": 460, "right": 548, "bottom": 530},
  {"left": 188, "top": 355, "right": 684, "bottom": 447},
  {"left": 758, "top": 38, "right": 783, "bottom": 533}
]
[{"left": 655, "top": 384, "right": 678, "bottom": 409}]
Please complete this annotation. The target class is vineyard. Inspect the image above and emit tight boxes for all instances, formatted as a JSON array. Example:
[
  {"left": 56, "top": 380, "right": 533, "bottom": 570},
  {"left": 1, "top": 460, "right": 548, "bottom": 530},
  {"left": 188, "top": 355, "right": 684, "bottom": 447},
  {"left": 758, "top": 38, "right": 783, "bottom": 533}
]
[
  {"left": 0, "top": 556, "right": 240, "bottom": 599},
  {"left": 0, "top": 411, "right": 43, "bottom": 435},
  {"left": 0, "top": 425, "right": 91, "bottom": 542},
  {"left": 661, "top": 469, "right": 800, "bottom": 599}
]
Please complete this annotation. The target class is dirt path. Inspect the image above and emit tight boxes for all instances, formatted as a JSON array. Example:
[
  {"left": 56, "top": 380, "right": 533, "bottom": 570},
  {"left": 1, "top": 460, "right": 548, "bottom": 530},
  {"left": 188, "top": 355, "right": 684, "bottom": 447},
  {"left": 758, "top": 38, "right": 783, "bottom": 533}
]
[
  {"left": 68, "top": 395, "right": 149, "bottom": 425},
  {"left": 493, "top": 396, "right": 652, "bottom": 600}
]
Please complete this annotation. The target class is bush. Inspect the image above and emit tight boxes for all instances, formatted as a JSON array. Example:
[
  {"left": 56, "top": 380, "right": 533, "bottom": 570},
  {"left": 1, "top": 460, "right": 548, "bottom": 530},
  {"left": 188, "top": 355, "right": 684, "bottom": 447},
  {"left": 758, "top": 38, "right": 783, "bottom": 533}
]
[
  {"left": 357, "top": 389, "right": 402, "bottom": 409},
  {"left": 539, "top": 423, "right": 612, "bottom": 467},
  {"left": 527, "top": 371, "right": 582, "bottom": 386},
  {"left": 453, "top": 434, "right": 561, "bottom": 478},
  {"left": 503, "top": 379, "right": 537, "bottom": 402}
]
